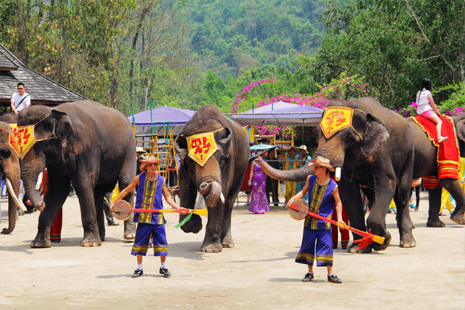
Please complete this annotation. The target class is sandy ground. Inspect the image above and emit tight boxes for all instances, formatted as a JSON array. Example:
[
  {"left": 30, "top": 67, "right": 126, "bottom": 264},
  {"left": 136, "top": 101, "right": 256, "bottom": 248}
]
[{"left": 0, "top": 192, "right": 464, "bottom": 310}]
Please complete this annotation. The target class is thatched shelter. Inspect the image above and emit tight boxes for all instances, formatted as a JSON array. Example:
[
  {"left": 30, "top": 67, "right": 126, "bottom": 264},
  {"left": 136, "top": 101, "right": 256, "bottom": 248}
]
[{"left": 0, "top": 43, "right": 85, "bottom": 113}]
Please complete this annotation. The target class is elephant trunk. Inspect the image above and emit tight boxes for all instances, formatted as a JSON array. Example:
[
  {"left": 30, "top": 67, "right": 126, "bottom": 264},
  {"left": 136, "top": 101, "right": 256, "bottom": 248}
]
[
  {"left": 199, "top": 181, "right": 222, "bottom": 208},
  {"left": 21, "top": 170, "right": 45, "bottom": 212},
  {"left": 255, "top": 157, "right": 313, "bottom": 182},
  {"left": 1, "top": 177, "right": 24, "bottom": 234}
]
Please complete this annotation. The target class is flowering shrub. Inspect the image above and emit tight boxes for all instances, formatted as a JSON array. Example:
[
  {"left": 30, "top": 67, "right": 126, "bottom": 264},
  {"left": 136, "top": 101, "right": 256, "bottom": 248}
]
[{"left": 231, "top": 78, "right": 277, "bottom": 113}]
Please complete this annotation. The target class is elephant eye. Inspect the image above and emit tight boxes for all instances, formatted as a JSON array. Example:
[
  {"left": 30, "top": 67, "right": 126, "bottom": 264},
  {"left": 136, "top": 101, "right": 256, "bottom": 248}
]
[{"left": 343, "top": 134, "right": 354, "bottom": 144}]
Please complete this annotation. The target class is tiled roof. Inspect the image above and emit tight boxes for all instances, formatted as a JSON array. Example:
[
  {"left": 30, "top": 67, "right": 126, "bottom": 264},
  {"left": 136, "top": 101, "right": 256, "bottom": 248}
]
[{"left": 0, "top": 43, "right": 85, "bottom": 108}]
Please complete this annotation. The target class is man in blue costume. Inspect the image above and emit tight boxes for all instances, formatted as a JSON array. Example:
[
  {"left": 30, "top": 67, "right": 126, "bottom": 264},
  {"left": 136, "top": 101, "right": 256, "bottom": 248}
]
[
  {"left": 287, "top": 156, "right": 345, "bottom": 283},
  {"left": 113, "top": 155, "right": 186, "bottom": 278}
]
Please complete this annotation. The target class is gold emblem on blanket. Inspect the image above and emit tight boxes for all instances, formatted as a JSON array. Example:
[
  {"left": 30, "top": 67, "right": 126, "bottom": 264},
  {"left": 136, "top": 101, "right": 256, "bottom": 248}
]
[
  {"left": 320, "top": 107, "right": 354, "bottom": 139},
  {"left": 186, "top": 131, "right": 219, "bottom": 167}
]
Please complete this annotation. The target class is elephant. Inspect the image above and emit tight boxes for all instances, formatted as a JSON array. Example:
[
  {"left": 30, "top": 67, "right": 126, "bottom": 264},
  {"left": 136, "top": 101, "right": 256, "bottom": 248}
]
[
  {"left": 255, "top": 98, "right": 417, "bottom": 253},
  {"left": 407, "top": 112, "right": 465, "bottom": 227},
  {"left": 17, "top": 100, "right": 136, "bottom": 247},
  {"left": 174, "top": 105, "right": 249, "bottom": 252},
  {"left": 0, "top": 121, "right": 27, "bottom": 234}
]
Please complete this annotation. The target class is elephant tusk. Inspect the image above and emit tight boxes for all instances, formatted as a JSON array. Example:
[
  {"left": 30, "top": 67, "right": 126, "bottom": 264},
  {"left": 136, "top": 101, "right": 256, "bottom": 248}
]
[
  {"left": 5, "top": 178, "right": 27, "bottom": 212},
  {"left": 220, "top": 192, "right": 225, "bottom": 203},
  {"left": 335, "top": 167, "right": 341, "bottom": 182}
]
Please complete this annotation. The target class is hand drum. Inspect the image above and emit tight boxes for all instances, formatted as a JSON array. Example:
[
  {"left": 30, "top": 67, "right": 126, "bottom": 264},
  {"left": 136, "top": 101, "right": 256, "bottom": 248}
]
[
  {"left": 111, "top": 200, "right": 132, "bottom": 221},
  {"left": 289, "top": 199, "right": 309, "bottom": 221}
]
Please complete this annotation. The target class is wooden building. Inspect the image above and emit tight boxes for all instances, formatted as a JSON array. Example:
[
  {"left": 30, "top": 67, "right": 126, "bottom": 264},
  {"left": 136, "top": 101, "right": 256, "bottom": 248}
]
[{"left": 0, "top": 43, "right": 85, "bottom": 113}]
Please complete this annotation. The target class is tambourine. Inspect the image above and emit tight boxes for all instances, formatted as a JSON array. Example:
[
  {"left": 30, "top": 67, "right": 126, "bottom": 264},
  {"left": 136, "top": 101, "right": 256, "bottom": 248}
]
[
  {"left": 111, "top": 200, "right": 133, "bottom": 221},
  {"left": 288, "top": 199, "right": 309, "bottom": 220}
]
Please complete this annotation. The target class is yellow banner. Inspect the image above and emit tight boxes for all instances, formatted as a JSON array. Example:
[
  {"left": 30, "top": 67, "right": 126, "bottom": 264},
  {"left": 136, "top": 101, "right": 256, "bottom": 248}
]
[
  {"left": 186, "top": 131, "right": 219, "bottom": 167},
  {"left": 320, "top": 107, "right": 354, "bottom": 139},
  {"left": 15, "top": 125, "right": 37, "bottom": 159}
]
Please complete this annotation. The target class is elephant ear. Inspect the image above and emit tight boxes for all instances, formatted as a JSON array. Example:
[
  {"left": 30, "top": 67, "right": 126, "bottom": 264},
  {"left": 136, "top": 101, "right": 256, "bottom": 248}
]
[
  {"left": 217, "top": 127, "right": 232, "bottom": 160},
  {"left": 174, "top": 134, "right": 188, "bottom": 166},
  {"left": 51, "top": 110, "right": 74, "bottom": 148},
  {"left": 361, "top": 113, "right": 390, "bottom": 157}
]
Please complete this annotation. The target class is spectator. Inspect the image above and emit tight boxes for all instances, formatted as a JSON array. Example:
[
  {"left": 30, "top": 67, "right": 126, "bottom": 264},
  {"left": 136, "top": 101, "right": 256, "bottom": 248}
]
[
  {"left": 248, "top": 158, "right": 269, "bottom": 214},
  {"left": 265, "top": 149, "right": 280, "bottom": 207},
  {"left": 11, "top": 82, "right": 31, "bottom": 114}
]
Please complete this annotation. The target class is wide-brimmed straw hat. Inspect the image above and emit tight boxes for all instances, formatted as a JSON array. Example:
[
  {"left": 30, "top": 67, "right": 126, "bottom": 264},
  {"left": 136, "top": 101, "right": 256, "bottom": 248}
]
[
  {"left": 308, "top": 156, "right": 334, "bottom": 172},
  {"left": 136, "top": 147, "right": 145, "bottom": 153},
  {"left": 140, "top": 155, "right": 162, "bottom": 171},
  {"left": 298, "top": 145, "right": 308, "bottom": 153}
]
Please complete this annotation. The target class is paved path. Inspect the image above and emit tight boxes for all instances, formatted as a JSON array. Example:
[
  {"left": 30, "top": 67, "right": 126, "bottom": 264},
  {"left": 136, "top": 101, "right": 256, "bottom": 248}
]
[{"left": 0, "top": 193, "right": 464, "bottom": 309}]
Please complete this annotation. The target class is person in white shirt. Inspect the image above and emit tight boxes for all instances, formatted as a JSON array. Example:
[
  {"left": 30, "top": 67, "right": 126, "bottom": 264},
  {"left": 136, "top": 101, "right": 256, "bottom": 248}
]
[
  {"left": 416, "top": 78, "right": 447, "bottom": 143},
  {"left": 11, "top": 82, "right": 31, "bottom": 114}
]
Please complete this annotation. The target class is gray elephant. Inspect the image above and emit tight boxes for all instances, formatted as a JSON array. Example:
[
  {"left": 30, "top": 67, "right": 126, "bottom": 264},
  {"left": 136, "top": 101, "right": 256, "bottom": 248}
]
[
  {"left": 0, "top": 121, "right": 27, "bottom": 234},
  {"left": 407, "top": 113, "right": 465, "bottom": 227},
  {"left": 255, "top": 98, "right": 416, "bottom": 253},
  {"left": 175, "top": 105, "right": 249, "bottom": 252},
  {"left": 17, "top": 100, "right": 136, "bottom": 247}
]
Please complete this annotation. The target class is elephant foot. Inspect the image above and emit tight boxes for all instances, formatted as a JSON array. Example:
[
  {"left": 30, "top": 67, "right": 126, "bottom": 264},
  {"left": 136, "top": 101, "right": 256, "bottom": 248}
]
[
  {"left": 427, "top": 219, "right": 446, "bottom": 227},
  {"left": 349, "top": 243, "right": 372, "bottom": 254},
  {"left": 80, "top": 235, "right": 102, "bottom": 247},
  {"left": 31, "top": 238, "right": 52, "bottom": 248},
  {"left": 222, "top": 237, "right": 234, "bottom": 249},
  {"left": 450, "top": 209, "right": 465, "bottom": 225},
  {"left": 399, "top": 235, "right": 416, "bottom": 248},
  {"left": 201, "top": 240, "right": 223, "bottom": 253},
  {"left": 123, "top": 232, "right": 135, "bottom": 240},
  {"left": 372, "top": 231, "right": 391, "bottom": 251}
]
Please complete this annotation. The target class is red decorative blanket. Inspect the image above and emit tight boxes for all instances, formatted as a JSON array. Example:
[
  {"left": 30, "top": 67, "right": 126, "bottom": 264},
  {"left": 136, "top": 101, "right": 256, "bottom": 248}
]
[{"left": 412, "top": 115, "right": 460, "bottom": 180}]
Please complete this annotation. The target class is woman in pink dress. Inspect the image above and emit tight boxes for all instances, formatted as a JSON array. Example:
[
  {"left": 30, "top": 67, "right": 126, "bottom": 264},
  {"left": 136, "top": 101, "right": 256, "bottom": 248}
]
[{"left": 248, "top": 161, "right": 270, "bottom": 214}]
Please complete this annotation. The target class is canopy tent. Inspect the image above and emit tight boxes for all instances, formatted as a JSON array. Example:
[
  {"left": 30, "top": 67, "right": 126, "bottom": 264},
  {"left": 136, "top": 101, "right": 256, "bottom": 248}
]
[
  {"left": 229, "top": 101, "right": 324, "bottom": 127},
  {"left": 128, "top": 106, "right": 196, "bottom": 126},
  {"left": 250, "top": 143, "right": 277, "bottom": 151}
]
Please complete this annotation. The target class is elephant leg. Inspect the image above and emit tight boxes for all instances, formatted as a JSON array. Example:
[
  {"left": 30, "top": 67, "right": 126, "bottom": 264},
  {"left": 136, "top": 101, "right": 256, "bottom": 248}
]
[
  {"left": 73, "top": 172, "right": 102, "bottom": 247},
  {"left": 221, "top": 174, "right": 245, "bottom": 249},
  {"left": 442, "top": 178, "right": 465, "bottom": 225},
  {"left": 221, "top": 198, "right": 235, "bottom": 248},
  {"left": 394, "top": 188, "right": 416, "bottom": 248},
  {"left": 339, "top": 178, "right": 372, "bottom": 254},
  {"left": 393, "top": 155, "right": 416, "bottom": 248},
  {"left": 201, "top": 203, "right": 224, "bottom": 253},
  {"left": 427, "top": 188, "right": 444, "bottom": 227},
  {"left": 31, "top": 173, "right": 70, "bottom": 248},
  {"left": 118, "top": 158, "right": 136, "bottom": 239},
  {"left": 365, "top": 176, "right": 395, "bottom": 252},
  {"left": 94, "top": 187, "right": 106, "bottom": 242}
]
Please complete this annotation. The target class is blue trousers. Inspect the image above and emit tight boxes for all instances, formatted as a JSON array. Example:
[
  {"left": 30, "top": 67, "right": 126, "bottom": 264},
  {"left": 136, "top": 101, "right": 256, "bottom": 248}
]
[
  {"left": 131, "top": 223, "right": 168, "bottom": 257},
  {"left": 295, "top": 227, "right": 333, "bottom": 267}
]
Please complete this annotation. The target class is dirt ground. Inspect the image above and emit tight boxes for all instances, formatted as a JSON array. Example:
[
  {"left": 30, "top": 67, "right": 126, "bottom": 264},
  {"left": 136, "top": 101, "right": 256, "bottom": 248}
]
[{"left": 0, "top": 192, "right": 464, "bottom": 310}]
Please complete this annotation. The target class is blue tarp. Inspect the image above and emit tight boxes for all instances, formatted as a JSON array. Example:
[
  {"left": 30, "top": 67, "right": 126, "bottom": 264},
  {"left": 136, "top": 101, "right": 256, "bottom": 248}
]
[
  {"left": 230, "top": 101, "right": 323, "bottom": 126},
  {"left": 128, "top": 106, "right": 196, "bottom": 126}
]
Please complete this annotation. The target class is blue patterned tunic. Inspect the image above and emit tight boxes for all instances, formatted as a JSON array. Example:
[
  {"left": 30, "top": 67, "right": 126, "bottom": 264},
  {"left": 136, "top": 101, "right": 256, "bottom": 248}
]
[{"left": 134, "top": 173, "right": 165, "bottom": 225}]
